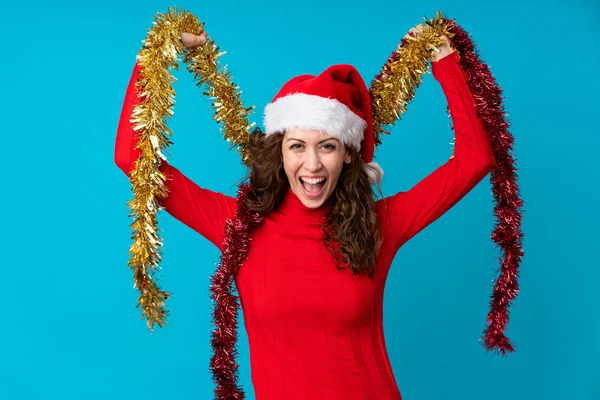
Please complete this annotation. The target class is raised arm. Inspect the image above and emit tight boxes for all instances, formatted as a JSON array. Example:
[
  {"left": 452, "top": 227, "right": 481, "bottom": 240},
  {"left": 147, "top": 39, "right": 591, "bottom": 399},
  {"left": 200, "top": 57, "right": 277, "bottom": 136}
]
[
  {"left": 379, "top": 51, "right": 496, "bottom": 249},
  {"left": 114, "top": 60, "right": 237, "bottom": 249}
]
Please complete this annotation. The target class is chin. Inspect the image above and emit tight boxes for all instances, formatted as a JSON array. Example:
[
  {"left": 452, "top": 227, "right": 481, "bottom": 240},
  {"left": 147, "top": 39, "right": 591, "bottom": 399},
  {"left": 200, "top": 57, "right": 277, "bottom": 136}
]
[{"left": 299, "top": 196, "right": 328, "bottom": 209}]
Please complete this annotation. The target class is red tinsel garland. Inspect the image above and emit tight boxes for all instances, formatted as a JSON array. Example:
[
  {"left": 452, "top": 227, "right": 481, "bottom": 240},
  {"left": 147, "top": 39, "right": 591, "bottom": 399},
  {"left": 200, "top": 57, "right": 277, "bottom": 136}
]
[
  {"left": 443, "top": 18, "right": 524, "bottom": 354},
  {"left": 207, "top": 17, "right": 525, "bottom": 400},
  {"left": 209, "top": 183, "right": 263, "bottom": 399}
]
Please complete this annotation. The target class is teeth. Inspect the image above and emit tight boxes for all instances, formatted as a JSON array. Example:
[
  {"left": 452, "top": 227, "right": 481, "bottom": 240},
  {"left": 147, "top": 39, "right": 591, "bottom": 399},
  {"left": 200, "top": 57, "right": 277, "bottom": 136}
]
[{"left": 301, "top": 177, "right": 326, "bottom": 185}]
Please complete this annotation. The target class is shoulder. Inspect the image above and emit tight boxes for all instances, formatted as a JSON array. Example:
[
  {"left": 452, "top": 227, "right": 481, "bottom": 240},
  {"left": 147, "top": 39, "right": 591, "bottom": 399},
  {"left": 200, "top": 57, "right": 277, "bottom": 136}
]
[{"left": 374, "top": 193, "right": 406, "bottom": 231}]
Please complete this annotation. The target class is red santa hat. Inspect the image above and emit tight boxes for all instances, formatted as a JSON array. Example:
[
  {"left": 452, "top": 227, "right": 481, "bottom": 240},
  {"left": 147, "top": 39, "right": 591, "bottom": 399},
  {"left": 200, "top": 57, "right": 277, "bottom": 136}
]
[{"left": 263, "top": 64, "right": 383, "bottom": 184}]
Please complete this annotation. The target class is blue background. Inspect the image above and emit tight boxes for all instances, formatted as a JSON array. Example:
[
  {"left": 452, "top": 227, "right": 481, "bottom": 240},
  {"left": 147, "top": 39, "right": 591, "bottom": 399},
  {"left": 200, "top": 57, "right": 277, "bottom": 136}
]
[{"left": 2, "top": 0, "right": 598, "bottom": 399}]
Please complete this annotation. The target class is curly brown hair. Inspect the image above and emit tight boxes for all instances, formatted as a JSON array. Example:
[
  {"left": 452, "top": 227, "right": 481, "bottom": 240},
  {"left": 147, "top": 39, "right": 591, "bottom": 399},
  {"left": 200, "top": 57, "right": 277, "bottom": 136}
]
[{"left": 243, "top": 128, "right": 382, "bottom": 277}]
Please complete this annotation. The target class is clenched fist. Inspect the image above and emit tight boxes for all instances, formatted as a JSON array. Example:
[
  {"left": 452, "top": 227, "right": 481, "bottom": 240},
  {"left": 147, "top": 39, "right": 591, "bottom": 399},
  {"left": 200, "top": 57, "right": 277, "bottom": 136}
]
[
  {"left": 400, "top": 24, "right": 455, "bottom": 62},
  {"left": 180, "top": 31, "right": 208, "bottom": 48}
]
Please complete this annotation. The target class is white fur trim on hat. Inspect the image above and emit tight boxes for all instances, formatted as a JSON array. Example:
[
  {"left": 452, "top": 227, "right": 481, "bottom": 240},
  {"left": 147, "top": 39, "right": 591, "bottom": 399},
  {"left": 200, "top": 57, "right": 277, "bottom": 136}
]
[
  {"left": 363, "top": 161, "right": 384, "bottom": 185},
  {"left": 263, "top": 93, "right": 366, "bottom": 152}
]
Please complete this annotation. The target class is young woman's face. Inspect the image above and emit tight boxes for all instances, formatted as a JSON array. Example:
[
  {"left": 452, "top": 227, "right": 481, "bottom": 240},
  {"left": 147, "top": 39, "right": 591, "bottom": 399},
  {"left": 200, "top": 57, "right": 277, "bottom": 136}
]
[{"left": 282, "top": 128, "right": 352, "bottom": 209}]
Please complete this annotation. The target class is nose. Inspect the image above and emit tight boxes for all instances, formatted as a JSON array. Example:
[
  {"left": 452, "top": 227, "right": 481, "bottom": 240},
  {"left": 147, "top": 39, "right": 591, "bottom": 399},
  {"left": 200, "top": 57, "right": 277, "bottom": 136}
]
[{"left": 304, "top": 149, "right": 322, "bottom": 172}]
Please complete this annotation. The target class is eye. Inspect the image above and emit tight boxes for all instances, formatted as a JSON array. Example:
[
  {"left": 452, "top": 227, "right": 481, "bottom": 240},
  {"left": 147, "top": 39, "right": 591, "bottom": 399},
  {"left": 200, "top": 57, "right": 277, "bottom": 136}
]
[
  {"left": 289, "top": 143, "right": 303, "bottom": 149},
  {"left": 322, "top": 143, "right": 337, "bottom": 150}
]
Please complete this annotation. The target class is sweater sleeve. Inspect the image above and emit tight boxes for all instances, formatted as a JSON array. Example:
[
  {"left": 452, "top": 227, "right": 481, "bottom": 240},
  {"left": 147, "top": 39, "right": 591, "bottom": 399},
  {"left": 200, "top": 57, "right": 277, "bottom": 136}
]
[
  {"left": 114, "top": 61, "right": 237, "bottom": 250},
  {"left": 378, "top": 52, "right": 496, "bottom": 249}
]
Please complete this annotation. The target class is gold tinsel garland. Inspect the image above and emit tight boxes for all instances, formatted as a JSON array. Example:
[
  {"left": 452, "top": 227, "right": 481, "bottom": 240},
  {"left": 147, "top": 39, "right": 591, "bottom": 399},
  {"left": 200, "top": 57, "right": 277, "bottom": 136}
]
[
  {"left": 370, "top": 12, "right": 453, "bottom": 148},
  {"left": 127, "top": 10, "right": 456, "bottom": 331},
  {"left": 128, "top": 7, "right": 254, "bottom": 331}
]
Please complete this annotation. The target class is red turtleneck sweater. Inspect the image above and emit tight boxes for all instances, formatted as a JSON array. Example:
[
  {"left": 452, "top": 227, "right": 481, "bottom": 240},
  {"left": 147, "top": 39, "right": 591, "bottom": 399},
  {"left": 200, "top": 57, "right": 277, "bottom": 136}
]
[{"left": 115, "top": 52, "right": 495, "bottom": 399}]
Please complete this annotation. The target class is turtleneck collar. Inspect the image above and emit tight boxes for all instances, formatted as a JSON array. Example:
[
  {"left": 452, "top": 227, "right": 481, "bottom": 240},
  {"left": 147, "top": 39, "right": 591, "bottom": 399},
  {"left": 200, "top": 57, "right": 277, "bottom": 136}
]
[{"left": 272, "top": 187, "right": 334, "bottom": 227}]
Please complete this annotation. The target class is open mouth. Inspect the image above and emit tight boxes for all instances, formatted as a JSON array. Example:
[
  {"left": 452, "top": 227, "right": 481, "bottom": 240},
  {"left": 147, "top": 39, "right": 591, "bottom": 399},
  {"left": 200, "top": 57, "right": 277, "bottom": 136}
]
[{"left": 299, "top": 176, "right": 327, "bottom": 198}]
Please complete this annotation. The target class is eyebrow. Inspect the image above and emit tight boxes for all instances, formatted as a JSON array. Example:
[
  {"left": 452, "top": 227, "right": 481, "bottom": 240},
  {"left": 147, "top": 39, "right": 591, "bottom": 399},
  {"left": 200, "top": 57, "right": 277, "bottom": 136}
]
[{"left": 286, "top": 138, "right": 340, "bottom": 144}]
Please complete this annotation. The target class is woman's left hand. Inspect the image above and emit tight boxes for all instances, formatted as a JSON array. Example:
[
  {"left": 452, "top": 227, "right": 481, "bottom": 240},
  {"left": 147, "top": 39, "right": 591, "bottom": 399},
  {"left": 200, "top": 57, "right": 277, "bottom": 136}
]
[{"left": 400, "top": 24, "right": 456, "bottom": 62}]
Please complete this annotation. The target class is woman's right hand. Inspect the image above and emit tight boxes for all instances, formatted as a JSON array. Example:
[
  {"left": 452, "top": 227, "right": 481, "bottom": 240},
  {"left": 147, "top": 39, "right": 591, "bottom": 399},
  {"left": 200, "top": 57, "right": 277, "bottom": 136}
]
[{"left": 181, "top": 31, "right": 208, "bottom": 48}]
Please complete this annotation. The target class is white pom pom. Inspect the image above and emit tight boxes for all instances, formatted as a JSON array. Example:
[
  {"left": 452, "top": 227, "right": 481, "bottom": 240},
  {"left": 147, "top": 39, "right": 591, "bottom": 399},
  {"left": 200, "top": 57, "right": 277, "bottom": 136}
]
[{"left": 363, "top": 161, "right": 384, "bottom": 185}]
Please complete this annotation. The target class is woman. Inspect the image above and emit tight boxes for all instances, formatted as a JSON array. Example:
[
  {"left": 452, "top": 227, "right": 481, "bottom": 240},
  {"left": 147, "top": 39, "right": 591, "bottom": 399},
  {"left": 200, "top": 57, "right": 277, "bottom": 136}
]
[{"left": 115, "top": 25, "right": 495, "bottom": 400}]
